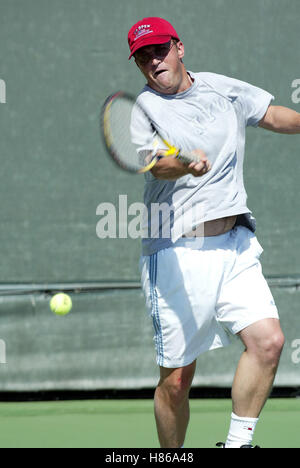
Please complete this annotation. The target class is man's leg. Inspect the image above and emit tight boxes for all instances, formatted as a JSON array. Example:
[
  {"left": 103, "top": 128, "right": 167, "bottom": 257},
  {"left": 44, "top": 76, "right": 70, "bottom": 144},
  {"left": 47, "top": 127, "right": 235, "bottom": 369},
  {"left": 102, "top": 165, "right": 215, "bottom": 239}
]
[
  {"left": 233, "top": 318, "right": 285, "bottom": 417},
  {"left": 225, "top": 318, "right": 285, "bottom": 448},
  {"left": 154, "top": 361, "right": 196, "bottom": 448}
]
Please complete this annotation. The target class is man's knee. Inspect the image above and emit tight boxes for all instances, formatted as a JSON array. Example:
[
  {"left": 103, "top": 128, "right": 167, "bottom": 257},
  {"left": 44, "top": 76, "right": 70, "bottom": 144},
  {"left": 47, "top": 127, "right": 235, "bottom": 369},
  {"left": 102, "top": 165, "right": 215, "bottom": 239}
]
[
  {"left": 245, "top": 320, "right": 285, "bottom": 367},
  {"left": 260, "top": 331, "right": 285, "bottom": 366},
  {"left": 157, "top": 362, "right": 196, "bottom": 408},
  {"left": 240, "top": 319, "right": 285, "bottom": 367}
]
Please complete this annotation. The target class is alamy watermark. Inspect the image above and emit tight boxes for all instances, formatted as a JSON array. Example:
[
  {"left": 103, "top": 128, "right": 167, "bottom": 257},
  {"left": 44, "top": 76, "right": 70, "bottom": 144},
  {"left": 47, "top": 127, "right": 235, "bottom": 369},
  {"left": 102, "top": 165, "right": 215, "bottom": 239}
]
[
  {"left": 0, "top": 79, "right": 6, "bottom": 104},
  {"left": 291, "top": 79, "right": 300, "bottom": 104},
  {"left": 0, "top": 339, "right": 6, "bottom": 364},
  {"left": 96, "top": 194, "right": 205, "bottom": 242},
  {"left": 291, "top": 339, "right": 300, "bottom": 364}
]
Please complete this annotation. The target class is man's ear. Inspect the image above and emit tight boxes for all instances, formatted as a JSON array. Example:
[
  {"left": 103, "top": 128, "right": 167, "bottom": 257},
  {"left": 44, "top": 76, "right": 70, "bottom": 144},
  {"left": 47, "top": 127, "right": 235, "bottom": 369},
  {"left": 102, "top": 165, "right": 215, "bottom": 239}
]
[{"left": 176, "top": 41, "right": 185, "bottom": 60}]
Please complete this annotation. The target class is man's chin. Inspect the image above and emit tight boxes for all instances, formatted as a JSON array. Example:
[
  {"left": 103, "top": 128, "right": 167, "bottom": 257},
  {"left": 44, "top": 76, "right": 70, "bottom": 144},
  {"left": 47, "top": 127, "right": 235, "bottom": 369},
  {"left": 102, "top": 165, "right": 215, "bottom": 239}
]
[{"left": 149, "top": 79, "right": 176, "bottom": 95}]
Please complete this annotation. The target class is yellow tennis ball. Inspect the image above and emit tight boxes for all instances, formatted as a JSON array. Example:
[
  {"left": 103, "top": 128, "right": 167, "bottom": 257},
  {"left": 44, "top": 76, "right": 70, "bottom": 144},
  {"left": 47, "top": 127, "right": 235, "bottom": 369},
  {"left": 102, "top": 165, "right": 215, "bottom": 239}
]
[{"left": 50, "top": 293, "right": 72, "bottom": 316}]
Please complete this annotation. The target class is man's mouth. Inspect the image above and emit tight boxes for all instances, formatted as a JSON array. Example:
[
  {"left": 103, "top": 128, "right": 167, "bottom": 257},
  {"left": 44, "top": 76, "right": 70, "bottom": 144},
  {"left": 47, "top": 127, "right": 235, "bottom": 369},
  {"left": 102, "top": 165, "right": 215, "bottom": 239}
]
[{"left": 154, "top": 69, "right": 168, "bottom": 78}]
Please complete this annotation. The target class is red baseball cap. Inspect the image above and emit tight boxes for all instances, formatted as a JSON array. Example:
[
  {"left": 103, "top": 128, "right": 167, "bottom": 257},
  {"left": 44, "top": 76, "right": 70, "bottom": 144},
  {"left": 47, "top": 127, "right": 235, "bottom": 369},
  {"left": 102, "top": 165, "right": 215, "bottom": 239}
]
[{"left": 128, "top": 17, "right": 180, "bottom": 59}]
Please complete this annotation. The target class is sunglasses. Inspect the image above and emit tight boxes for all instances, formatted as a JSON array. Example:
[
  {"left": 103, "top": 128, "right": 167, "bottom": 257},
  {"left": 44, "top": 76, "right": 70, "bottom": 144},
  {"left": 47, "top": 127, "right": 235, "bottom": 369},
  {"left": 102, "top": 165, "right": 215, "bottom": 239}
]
[{"left": 134, "top": 41, "right": 176, "bottom": 65}]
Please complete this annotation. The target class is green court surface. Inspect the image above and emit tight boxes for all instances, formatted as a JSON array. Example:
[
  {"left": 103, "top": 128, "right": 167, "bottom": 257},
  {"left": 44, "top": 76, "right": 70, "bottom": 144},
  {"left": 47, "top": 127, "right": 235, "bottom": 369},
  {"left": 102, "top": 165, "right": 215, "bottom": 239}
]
[{"left": 0, "top": 398, "right": 298, "bottom": 448}]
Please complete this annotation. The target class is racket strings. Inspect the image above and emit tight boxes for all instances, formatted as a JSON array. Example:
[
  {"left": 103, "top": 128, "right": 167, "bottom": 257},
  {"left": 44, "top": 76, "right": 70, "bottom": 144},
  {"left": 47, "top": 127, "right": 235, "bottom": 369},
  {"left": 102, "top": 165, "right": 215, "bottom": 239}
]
[{"left": 107, "top": 97, "right": 156, "bottom": 172}]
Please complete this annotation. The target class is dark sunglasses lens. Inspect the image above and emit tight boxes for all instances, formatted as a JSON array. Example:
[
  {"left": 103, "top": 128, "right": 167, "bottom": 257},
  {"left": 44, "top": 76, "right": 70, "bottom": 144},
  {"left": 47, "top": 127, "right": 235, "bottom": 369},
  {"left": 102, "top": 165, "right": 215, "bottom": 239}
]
[{"left": 136, "top": 41, "right": 172, "bottom": 64}]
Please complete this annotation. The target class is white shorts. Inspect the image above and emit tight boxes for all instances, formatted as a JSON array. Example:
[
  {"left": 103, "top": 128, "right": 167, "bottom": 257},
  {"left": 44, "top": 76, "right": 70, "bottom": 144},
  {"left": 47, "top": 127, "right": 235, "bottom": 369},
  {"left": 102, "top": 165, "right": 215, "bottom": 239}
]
[{"left": 140, "top": 226, "right": 279, "bottom": 369}]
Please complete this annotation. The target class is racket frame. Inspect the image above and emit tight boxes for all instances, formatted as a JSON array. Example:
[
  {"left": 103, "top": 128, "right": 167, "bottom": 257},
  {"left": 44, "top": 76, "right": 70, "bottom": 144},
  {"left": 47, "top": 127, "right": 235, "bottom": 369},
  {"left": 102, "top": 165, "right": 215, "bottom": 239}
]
[{"left": 101, "top": 91, "right": 194, "bottom": 174}]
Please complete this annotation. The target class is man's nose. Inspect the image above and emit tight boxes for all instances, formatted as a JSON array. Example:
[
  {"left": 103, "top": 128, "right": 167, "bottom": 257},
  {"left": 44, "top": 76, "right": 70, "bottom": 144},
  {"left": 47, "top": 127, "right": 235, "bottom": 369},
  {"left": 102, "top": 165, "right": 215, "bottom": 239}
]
[{"left": 151, "top": 57, "right": 162, "bottom": 66}]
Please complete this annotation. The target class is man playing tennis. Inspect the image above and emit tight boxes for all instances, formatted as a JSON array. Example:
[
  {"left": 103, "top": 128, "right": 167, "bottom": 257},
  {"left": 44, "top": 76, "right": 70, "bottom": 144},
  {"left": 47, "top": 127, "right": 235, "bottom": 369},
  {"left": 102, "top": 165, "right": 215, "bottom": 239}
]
[{"left": 128, "top": 17, "right": 300, "bottom": 448}]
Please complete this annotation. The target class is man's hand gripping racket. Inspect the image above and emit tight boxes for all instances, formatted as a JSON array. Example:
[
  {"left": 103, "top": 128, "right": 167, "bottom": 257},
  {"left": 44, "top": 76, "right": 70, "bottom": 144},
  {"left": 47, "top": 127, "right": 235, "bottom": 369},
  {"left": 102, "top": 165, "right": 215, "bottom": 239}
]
[{"left": 101, "top": 91, "right": 211, "bottom": 176}]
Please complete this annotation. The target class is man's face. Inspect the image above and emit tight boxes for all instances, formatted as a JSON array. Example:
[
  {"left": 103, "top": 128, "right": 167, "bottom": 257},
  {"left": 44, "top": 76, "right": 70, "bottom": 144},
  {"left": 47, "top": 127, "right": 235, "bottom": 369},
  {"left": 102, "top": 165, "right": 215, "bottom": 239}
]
[{"left": 134, "top": 40, "right": 186, "bottom": 95}]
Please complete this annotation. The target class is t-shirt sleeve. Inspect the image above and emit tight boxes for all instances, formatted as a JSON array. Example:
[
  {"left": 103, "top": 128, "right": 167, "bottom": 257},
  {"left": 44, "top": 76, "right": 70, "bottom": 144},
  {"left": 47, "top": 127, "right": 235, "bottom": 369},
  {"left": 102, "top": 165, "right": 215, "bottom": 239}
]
[
  {"left": 130, "top": 97, "right": 171, "bottom": 168},
  {"left": 198, "top": 72, "right": 274, "bottom": 127},
  {"left": 130, "top": 101, "right": 156, "bottom": 150}
]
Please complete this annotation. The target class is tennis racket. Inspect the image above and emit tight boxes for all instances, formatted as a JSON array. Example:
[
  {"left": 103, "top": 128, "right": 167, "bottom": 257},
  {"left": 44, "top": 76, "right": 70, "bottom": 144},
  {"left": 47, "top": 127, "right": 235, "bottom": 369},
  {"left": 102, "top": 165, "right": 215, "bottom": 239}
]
[{"left": 101, "top": 91, "right": 207, "bottom": 174}]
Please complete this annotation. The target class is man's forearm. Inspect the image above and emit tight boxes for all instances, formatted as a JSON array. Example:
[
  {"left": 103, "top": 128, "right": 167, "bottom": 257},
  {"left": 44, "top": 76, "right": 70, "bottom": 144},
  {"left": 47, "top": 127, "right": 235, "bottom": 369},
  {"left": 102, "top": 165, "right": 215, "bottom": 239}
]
[
  {"left": 151, "top": 157, "right": 189, "bottom": 180},
  {"left": 259, "top": 105, "right": 300, "bottom": 134},
  {"left": 151, "top": 150, "right": 211, "bottom": 180}
]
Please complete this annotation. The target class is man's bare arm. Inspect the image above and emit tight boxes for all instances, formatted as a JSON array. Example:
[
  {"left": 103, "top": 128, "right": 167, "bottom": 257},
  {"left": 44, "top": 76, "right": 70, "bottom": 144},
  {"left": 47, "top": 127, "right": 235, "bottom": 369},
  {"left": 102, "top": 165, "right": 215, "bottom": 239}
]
[{"left": 259, "top": 105, "right": 300, "bottom": 134}]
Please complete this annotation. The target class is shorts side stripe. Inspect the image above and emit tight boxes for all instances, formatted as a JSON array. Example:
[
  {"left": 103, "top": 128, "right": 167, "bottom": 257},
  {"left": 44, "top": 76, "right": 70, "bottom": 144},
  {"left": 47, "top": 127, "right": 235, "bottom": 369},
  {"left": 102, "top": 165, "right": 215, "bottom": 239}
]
[{"left": 150, "top": 253, "right": 164, "bottom": 367}]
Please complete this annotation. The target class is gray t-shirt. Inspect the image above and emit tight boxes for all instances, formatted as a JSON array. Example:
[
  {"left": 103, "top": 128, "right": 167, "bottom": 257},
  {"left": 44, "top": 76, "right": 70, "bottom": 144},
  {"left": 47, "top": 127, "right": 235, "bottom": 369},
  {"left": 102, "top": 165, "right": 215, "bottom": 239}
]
[{"left": 133, "top": 72, "right": 274, "bottom": 256}]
